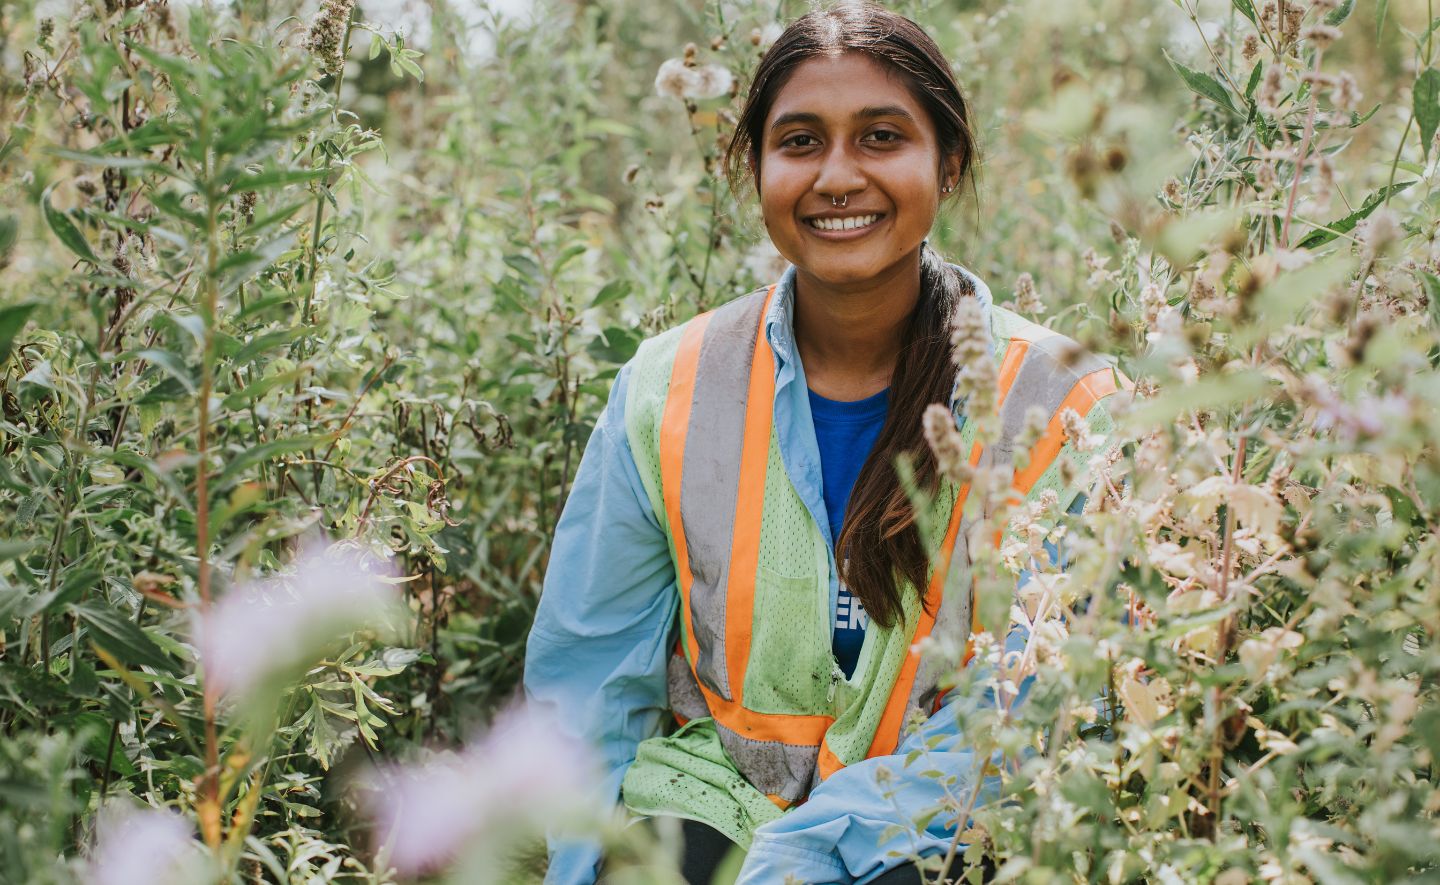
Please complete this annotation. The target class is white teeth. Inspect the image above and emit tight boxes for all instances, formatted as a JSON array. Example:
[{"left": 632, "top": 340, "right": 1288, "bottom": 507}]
[{"left": 808, "top": 214, "right": 880, "bottom": 231}]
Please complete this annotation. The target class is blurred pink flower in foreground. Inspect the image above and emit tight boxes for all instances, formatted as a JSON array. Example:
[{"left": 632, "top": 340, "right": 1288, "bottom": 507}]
[
  {"left": 89, "top": 804, "right": 207, "bottom": 885},
  {"left": 362, "top": 704, "right": 600, "bottom": 880},
  {"left": 192, "top": 540, "right": 401, "bottom": 697}
]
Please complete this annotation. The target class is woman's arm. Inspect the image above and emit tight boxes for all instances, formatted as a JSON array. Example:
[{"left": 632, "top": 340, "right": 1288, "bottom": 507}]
[
  {"left": 524, "top": 363, "right": 680, "bottom": 885},
  {"left": 734, "top": 623, "right": 1033, "bottom": 885}
]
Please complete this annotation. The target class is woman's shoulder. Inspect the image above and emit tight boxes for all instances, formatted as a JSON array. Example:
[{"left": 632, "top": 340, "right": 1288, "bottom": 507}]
[
  {"left": 988, "top": 302, "right": 1117, "bottom": 386},
  {"left": 630, "top": 283, "right": 776, "bottom": 367}
]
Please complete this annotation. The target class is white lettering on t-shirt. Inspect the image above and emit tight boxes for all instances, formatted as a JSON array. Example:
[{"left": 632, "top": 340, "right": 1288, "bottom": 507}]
[{"left": 835, "top": 588, "right": 869, "bottom": 631}]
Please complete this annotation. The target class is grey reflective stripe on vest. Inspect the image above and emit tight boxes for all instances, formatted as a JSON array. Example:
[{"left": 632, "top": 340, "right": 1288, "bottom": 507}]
[
  {"left": 997, "top": 332, "right": 1112, "bottom": 454},
  {"left": 667, "top": 647, "right": 818, "bottom": 803},
  {"left": 668, "top": 651, "right": 711, "bottom": 723},
  {"left": 716, "top": 722, "right": 819, "bottom": 804},
  {"left": 678, "top": 290, "right": 769, "bottom": 700}
]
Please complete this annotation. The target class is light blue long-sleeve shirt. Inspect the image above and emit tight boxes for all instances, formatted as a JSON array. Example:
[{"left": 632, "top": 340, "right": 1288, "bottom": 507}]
[{"left": 525, "top": 263, "right": 1025, "bottom": 884}]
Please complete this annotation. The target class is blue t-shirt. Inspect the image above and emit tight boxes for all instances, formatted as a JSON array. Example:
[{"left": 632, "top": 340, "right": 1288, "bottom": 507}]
[{"left": 807, "top": 386, "right": 889, "bottom": 678}]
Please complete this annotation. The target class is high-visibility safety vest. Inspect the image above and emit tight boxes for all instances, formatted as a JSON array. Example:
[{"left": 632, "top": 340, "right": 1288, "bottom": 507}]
[{"left": 619, "top": 272, "right": 1126, "bottom": 848}]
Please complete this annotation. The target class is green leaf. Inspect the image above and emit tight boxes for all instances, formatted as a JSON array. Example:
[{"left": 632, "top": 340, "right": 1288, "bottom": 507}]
[
  {"left": 1245, "top": 61, "right": 1263, "bottom": 100},
  {"left": 41, "top": 184, "right": 100, "bottom": 265},
  {"left": 236, "top": 167, "right": 330, "bottom": 191},
  {"left": 1296, "top": 181, "right": 1415, "bottom": 249},
  {"left": 0, "top": 302, "right": 39, "bottom": 365},
  {"left": 0, "top": 540, "right": 40, "bottom": 560},
  {"left": 220, "top": 366, "right": 306, "bottom": 410},
  {"left": 586, "top": 326, "right": 642, "bottom": 365},
  {"left": 129, "top": 348, "right": 197, "bottom": 394},
  {"left": 214, "top": 434, "right": 332, "bottom": 491},
  {"left": 25, "top": 567, "right": 104, "bottom": 614},
  {"left": 217, "top": 230, "right": 298, "bottom": 296},
  {"left": 1232, "top": 0, "right": 1257, "bottom": 23},
  {"left": 0, "top": 212, "right": 18, "bottom": 264},
  {"left": 73, "top": 601, "right": 178, "bottom": 674},
  {"left": 45, "top": 147, "right": 170, "bottom": 175},
  {"left": 67, "top": 711, "right": 136, "bottom": 777},
  {"left": 1377, "top": 0, "right": 1390, "bottom": 43},
  {"left": 1164, "top": 49, "right": 1237, "bottom": 115},
  {"left": 1324, "top": 0, "right": 1354, "bottom": 25},
  {"left": 230, "top": 328, "right": 304, "bottom": 365},
  {"left": 1415, "top": 69, "right": 1440, "bottom": 162},
  {"left": 1126, "top": 371, "right": 1272, "bottom": 427},
  {"left": 1420, "top": 272, "right": 1440, "bottom": 327},
  {"left": 1155, "top": 602, "right": 1238, "bottom": 643},
  {"left": 591, "top": 280, "right": 632, "bottom": 308},
  {"left": 394, "top": 52, "right": 424, "bottom": 82},
  {"left": 1234, "top": 255, "right": 1357, "bottom": 348}
]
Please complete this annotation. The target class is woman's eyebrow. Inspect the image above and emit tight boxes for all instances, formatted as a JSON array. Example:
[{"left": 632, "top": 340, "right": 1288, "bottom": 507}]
[{"left": 769, "top": 105, "right": 916, "bottom": 131}]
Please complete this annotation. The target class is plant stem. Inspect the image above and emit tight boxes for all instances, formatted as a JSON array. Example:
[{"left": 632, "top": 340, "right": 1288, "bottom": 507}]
[
  {"left": 1279, "top": 48, "right": 1324, "bottom": 248},
  {"left": 196, "top": 118, "right": 222, "bottom": 851}
]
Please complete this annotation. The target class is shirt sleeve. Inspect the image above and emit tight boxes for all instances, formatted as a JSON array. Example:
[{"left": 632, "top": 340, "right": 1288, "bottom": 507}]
[
  {"left": 734, "top": 623, "right": 1033, "bottom": 885},
  {"left": 523, "top": 363, "right": 680, "bottom": 885},
  {"left": 735, "top": 489, "right": 1092, "bottom": 885}
]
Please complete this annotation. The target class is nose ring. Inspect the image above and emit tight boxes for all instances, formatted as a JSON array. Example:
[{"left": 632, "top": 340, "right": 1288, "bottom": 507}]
[{"left": 831, "top": 194, "right": 847, "bottom": 208}]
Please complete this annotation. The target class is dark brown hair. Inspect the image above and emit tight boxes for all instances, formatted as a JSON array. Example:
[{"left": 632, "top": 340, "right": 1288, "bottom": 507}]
[{"left": 723, "top": 0, "right": 980, "bottom": 628}]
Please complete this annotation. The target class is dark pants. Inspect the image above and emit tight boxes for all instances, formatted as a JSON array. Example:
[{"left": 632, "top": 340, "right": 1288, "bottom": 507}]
[{"left": 675, "top": 818, "right": 988, "bottom": 885}]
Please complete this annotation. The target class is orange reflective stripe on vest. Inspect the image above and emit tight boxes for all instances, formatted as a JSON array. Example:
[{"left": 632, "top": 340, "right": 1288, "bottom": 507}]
[{"left": 659, "top": 285, "right": 835, "bottom": 750}]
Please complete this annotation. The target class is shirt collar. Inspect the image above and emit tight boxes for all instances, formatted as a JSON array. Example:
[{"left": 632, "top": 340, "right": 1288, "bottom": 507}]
[{"left": 762, "top": 257, "right": 995, "bottom": 373}]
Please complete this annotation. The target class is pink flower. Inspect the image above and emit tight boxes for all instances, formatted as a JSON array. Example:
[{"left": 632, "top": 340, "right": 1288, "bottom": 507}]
[
  {"left": 362, "top": 704, "right": 600, "bottom": 878},
  {"left": 192, "top": 540, "right": 401, "bottom": 697},
  {"left": 89, "top": 805, "right": 206, "bottom": 885}
]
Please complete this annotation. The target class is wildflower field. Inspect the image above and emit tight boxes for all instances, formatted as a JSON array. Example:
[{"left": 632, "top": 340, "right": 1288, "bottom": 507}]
[{"left": 2, "top": 0, "right": 1438, "bottom": 881}]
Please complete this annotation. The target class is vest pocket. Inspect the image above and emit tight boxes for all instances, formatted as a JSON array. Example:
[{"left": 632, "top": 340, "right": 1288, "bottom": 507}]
[{"left": 742, "top": 564, "right": 832, "bottom": 716}]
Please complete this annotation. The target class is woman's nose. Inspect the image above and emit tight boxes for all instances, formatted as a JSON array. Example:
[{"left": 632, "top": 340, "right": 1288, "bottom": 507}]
[{"left": 813, "top": 144, "right": 867, "bottom": 200}]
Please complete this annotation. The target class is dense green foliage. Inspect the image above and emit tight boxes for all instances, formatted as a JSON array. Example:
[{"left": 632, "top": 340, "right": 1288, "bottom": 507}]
[{"left": 1, "top": 0, "right": 1437, "bottom": 881}]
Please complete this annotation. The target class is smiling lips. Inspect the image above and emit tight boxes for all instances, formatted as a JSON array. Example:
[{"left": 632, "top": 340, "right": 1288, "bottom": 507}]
[{"left": 805, "top": 213, "right": 884, "bottom": 232}]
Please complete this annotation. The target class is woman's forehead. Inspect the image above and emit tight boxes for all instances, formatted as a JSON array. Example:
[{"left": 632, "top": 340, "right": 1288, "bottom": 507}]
[{"left": 765, "top": 53, "right": 920, "bottom": 125}]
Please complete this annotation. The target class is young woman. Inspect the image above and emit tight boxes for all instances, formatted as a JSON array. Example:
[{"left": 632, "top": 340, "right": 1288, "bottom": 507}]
[{"left": 525, "top": 3, "right": 1123, "bottom": 883}]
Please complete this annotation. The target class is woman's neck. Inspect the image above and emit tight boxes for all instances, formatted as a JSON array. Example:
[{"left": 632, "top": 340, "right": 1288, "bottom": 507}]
[{"left": 792, "top": 257, "right": 921, "bottom": 402}]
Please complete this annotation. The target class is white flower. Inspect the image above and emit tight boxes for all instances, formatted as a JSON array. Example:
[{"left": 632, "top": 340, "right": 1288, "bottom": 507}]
[
  {"left": 654, "top": 58, "right": 734, "bottom": 100},
  {"left": 754, "top": 22, "right": 783, "bottom": 50}
]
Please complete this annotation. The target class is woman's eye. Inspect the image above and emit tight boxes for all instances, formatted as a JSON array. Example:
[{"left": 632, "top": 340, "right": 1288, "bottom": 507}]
[
  {"left": 865, "top": 130, "right": 901, "bottom": 144},
  {"left": 782, "top": 134, "right": 818, "bottom": 148}
]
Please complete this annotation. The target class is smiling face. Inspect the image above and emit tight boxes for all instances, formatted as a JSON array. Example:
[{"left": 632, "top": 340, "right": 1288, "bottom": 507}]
[{"left": 755, "top": 52, "right": 958, "bottom": 292}]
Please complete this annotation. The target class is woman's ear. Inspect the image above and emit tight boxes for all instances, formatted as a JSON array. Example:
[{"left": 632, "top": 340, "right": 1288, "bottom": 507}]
[
  {"left": 747, "top": 150, "right": 760, "bottom": 196},
  {"left": 942, "top": 152, "right": 963, "bottom": 194}
]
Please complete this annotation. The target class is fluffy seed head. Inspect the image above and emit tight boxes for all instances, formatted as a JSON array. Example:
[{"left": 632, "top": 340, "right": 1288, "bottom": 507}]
[
  {"left": 949, "top": 297, "right": 998, "bottom": 428},
  {"left": 306, "top": 0, "right": 355, "bottom": 76},
  {"left": 924, "top": 403, "right": 972, "bottom": 485},
  {"left": 1014, "top": 272, "right": 1043, "bottom": 315},
  {"left": 1301, "top": 24, "right": 1341, "bottom": 49}
]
